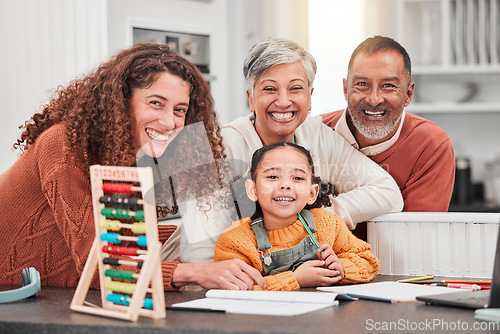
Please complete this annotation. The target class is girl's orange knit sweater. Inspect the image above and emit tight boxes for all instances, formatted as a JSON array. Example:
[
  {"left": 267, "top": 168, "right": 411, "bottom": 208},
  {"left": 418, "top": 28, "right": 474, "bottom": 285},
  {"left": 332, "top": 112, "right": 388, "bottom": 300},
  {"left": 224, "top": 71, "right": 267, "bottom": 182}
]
[{"left": 214, "top": 208, "right": 379, "bottom": 291}]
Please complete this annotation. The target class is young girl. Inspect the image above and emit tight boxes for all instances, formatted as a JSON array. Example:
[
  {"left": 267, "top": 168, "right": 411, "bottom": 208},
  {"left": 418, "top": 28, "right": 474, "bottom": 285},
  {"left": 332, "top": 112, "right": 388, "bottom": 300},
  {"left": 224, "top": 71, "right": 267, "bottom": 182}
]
[{"left": 214, "top": 142, "right": 379, "bottom": 291}]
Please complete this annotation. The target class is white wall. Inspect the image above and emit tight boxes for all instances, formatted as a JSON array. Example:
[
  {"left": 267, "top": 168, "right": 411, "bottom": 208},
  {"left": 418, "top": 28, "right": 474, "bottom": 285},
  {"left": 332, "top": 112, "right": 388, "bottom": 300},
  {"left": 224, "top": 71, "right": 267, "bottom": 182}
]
[
  {"left": 0, "top": 0, "right": 108, "bottom": 174},
  {"left": 308, "top": 0, "right": 399, "bottom": 115},
  {"left": 308, "top": 0, "right": 365, "bottom": 115}
]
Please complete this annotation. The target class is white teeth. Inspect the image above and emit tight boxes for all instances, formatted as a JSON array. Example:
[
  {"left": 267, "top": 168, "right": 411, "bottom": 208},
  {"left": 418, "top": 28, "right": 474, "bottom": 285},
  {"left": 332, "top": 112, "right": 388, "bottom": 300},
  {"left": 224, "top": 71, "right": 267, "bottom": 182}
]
[
  {"left": 364, "top": 110, "right": 385, "bottom": 116},
  {"left": 273, "top": 197, "right": 294, "bottom": 202},
  {"left": 271, "top": 112, "right": 293, "bottom": 120},
  {"left": 146, "top": 128, "right": 170, "bottom": 141}
]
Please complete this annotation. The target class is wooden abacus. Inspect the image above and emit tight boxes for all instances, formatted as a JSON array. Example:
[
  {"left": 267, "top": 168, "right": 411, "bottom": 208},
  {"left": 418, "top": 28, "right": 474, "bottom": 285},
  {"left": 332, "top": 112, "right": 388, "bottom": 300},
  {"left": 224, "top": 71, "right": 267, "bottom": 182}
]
[{"left": 70, "top": 165, "right": 166, "bottom": 321}]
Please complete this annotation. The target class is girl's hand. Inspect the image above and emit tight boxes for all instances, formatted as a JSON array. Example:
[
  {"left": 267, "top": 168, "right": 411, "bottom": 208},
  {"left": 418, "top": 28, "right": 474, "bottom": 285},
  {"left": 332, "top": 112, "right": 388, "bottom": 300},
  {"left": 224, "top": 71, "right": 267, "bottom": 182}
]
[
  {"left": 293, "top": 260, "right": 343, "bottom": 287},
  {"left": 316, "top": 244, "right": 345, "bottom": 281}
]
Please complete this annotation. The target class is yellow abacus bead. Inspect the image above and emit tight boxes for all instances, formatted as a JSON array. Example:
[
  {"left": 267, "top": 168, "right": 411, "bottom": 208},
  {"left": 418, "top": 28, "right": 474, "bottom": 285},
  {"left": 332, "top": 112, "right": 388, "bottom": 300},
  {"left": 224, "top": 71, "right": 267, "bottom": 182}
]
[
  {"left": 105, "top": 281, "right": 136, "bottom": 295},
  {"left": 131, "top": 223, "right": 146, "bottom": 234},
  {"left": 100, "top": 220, "right": 121, "bottom": 231}
]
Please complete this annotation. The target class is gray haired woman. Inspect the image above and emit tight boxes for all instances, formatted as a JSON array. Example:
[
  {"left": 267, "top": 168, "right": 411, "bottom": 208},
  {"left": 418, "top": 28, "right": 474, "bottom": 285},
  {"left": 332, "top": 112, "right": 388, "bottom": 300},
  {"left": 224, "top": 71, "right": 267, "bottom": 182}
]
[{"left": 222, "top": 37, "right": 403, "bottom": 230}]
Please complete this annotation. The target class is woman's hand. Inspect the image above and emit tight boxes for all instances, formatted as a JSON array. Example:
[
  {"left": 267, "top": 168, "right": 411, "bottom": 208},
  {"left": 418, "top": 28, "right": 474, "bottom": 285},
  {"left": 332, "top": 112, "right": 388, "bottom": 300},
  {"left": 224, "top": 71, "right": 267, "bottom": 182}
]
[
  {"left": 316, "top": 243, "right": 345, "bottom": 281},
  {"left": 173, "top": 260, "right": 266, "bottom": 290}
]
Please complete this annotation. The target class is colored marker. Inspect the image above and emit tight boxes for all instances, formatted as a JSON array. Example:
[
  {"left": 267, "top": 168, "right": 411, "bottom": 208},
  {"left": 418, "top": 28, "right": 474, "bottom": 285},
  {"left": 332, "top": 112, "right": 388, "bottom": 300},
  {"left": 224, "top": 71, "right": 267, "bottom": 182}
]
[
  {"left": 429, "top": 283, "right": 483, "bottom": 291},
  {"left": 446, "top": 283, "right": 476, "bottom": 288},
  {"left": 441, "top": 280, "right": 491, "bottom": 285}
]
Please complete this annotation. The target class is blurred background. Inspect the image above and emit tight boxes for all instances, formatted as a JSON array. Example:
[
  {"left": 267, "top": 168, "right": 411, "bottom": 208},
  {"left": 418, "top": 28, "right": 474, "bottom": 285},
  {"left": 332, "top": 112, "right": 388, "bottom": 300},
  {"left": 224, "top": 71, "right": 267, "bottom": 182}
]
[{"left": 1, "top": 0, "right": 499, "bottom": 211}]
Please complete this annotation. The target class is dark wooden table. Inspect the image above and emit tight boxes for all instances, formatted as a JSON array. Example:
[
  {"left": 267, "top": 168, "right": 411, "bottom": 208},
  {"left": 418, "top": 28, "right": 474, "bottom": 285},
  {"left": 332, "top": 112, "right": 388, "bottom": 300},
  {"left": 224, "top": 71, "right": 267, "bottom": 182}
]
[{"left": 1, "top": 275, "right": 498, "bottom": 333}]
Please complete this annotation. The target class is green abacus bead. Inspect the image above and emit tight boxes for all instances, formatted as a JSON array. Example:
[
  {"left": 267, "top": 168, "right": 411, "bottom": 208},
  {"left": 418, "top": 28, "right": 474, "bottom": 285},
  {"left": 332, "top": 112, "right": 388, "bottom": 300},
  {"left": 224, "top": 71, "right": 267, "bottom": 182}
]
[
  {"left": 104, "top": 269, "right": 136, "bottom": 281},
  {"left": 134, "top": 210, "right": 144, "bottom": 220}
]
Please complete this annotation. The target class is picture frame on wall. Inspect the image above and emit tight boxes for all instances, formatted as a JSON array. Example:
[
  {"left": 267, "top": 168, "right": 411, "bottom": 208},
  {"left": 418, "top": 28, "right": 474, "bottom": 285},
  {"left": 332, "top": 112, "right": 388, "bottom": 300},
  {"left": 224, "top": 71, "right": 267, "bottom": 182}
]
[{"left": 165, "top": 36, "right": 179, "bottom": 53}]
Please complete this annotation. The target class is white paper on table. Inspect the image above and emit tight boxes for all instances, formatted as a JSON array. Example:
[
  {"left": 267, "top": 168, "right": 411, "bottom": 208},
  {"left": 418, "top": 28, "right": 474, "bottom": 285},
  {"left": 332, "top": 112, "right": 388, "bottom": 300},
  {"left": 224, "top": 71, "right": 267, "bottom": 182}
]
[
  {"left": 170, "top": 290, "right": 339, "bottom": 316},
  {"left": 318, "top": 282, "right": 464, "bottom": 303}
]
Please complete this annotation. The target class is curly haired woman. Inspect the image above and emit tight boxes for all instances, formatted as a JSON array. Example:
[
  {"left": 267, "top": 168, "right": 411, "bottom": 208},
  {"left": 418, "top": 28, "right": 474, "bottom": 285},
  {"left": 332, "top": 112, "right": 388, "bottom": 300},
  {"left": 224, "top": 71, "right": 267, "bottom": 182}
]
[{"left": 0, "top": 43, "right": 265, "bottom": 291}]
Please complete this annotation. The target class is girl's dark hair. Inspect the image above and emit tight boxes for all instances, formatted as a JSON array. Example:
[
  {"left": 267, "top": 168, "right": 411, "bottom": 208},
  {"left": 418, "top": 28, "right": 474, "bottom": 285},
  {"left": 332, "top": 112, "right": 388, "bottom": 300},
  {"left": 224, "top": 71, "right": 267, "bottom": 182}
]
[{"left": 244, "top": 142, "right": 337, "bottom": 219}]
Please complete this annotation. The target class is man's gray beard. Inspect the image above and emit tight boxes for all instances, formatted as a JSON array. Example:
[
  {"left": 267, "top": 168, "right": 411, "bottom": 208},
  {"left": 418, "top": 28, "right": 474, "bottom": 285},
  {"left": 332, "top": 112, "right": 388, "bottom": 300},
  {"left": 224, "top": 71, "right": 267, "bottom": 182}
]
[{"left": 349, "top": 110, "right": 402, "bottom": 141}]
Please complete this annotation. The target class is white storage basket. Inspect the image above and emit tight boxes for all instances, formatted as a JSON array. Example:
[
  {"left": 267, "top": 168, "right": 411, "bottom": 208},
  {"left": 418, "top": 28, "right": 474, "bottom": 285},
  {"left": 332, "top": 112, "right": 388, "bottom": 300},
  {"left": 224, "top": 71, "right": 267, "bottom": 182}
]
[{"left": 367, "top": 212, "right": 500, "bottom": 278}]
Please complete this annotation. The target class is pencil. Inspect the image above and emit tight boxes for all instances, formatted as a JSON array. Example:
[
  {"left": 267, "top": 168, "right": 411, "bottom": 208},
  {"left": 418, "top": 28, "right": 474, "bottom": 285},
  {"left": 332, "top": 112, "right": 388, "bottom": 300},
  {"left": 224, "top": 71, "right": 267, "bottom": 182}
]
[
  {"left": 297, "top": 213, "right": 320, "bottom": 248},
  {"left": 397, "top": 275, "right": 435, "bottom": 283},
  {"left": 404, "top": 280, "right": 442, "bottom": 284}
]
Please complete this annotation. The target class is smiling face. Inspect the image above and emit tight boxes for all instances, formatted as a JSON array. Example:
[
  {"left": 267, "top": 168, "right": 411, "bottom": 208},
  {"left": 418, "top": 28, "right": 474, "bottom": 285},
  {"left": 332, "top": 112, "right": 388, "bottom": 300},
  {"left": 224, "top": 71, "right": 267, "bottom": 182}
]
[
  {"left": 344, "top": 49, "right": 414, "bottom": 148},
  {"left": 245, "top": 146, "right": 319, "bottom": 230},
  {"left": 132, "top": 71, "right": 190, "bottom": 158},
  {"left": 248, "top": 62, "right": 313, "bottom": 146}
]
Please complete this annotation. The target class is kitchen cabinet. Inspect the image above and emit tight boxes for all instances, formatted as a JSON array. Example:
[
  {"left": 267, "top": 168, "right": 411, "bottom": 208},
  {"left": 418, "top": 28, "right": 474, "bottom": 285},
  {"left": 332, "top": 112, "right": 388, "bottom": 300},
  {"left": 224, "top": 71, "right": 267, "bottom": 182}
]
[{"left": 397, "top": 0, "right": 500, "bottom": 114}]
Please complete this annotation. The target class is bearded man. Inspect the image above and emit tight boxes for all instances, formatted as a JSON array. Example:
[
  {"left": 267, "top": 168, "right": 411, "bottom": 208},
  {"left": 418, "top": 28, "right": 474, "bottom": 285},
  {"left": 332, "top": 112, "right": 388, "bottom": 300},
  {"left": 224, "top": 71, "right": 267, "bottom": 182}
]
[{"left": 322, "top": 35, "right": 455, "bottom": 212}]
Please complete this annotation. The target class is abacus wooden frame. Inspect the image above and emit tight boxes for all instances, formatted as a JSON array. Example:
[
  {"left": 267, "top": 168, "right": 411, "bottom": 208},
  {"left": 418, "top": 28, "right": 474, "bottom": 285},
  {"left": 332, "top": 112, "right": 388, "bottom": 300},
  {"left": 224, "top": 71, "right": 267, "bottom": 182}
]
[{"left": 70, "top": 165, "right": 166, "bottom": 322}]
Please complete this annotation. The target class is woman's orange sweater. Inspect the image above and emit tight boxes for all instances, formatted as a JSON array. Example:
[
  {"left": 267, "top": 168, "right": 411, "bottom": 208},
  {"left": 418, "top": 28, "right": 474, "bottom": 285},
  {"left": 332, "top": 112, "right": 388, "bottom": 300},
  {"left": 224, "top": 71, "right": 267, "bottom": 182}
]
[{"left": 0, "top": 124, "right": 179, "bottom": 289}]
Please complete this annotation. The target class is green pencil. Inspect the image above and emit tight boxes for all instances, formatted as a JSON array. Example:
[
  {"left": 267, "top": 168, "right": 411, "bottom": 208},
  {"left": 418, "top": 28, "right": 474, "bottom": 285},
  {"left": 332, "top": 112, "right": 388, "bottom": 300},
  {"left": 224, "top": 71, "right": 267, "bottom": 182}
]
[{"left": 297, "top": 213, "right": 320, "bottom": 248}]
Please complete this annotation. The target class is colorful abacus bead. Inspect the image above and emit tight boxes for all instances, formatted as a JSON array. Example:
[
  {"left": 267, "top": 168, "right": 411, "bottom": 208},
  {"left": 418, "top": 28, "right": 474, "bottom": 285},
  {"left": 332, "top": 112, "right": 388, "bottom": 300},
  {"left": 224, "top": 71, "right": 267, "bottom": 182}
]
[
  {"left": 102, "top": 257, "right": 144, "bottom": 269},
  {"left": 105, "top": 281, "right": 136, "bottom": 294},
  {"left": 99, "top": 220, "right": 146, "bottom": 234},
  {"left": 106, "top": 293, "right": 153, "bottom": 310},
  {"left": 99, "top": 196, "right": 142, "bottom": 208},
  {"left": 104, "top": 269, "right": 137, "bottom": 281},
  {"left": 102, "top": 183, "right": 140, "bottom": 194},
  {"left": 101, "top": 208, "right": 144, "bottom": 220},
  {"left": 100, "top": 233, "right": 147, "bottom": 247},
  {"left": 102, "top": 245, "right": 146, "bottom": 256}
]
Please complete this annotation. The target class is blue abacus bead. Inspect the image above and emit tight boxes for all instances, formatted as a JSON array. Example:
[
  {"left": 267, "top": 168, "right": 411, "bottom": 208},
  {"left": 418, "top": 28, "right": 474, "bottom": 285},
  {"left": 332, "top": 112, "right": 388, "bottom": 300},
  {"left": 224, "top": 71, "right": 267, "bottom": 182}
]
[
  {"left": 107, "top": 293, "right": 130, "bottom": 306},
  {"left": 136, "top": 235, "right": 147, "bottom": 247},
  {"left": 143, "top": 298, "right": 153, "bottom": 310},
  {"left": 100, "top": 233, "right": 121, "bottom": 244}
]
